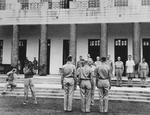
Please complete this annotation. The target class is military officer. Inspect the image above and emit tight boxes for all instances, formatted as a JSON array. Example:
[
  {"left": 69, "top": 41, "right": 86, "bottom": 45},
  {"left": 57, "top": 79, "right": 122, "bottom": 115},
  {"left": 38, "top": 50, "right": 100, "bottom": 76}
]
[
  {"left": 95, "top": 56, "right": 101, "bottom": 67},
  {"left": 95, "top": 57, "right": 111, "bottom": 113},
  {"left": 77, "top": 60, "right": 93, "bottom": 112},
  {"left": 77, "top": 56, "right": 84, "bottom": 69},
  {"left": 126, "top": 55, "right": 135, "bottom": 87},
  {"left": 107, "top": 55, "right": 113, "bottom": 77},
  {"left": 61, "top": 55, "right": 76, "bottom": 112},
  {"left": 138, "top": 58, "right": 149, "bottom": 87},
  {"left": 88, "top": 59, "right": 96, "bottom": 105},
  {"left": 115, "top": 57, "right": 124, "bottom": 87}
]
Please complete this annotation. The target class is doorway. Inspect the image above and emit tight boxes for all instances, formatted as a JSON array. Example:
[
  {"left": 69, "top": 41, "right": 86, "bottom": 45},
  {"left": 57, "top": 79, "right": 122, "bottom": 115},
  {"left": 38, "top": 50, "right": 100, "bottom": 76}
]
[
  {"left": 114, "top": 39, "right": 128, "bottom": 75},
  {"left": 38, "top": 39, "right": 51, "bottom": 74},
  {"left": 19, "top": 40, "right": 27, "bottom": 74},
  {"left": 143, "top": 39, "right": 150, "bottom": 76},
  {"left": 88, "top": 39, "right": 100, "bottom": 61},
  {"left": 63, "top": 40, "right": 69, "bottom": 65}
]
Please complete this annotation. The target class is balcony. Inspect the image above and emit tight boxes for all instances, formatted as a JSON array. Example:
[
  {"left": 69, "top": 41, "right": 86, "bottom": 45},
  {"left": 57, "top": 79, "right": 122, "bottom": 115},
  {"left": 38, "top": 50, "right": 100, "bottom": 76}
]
[{"left": 0, "top": 0, "right": 150, "bottom": 25}]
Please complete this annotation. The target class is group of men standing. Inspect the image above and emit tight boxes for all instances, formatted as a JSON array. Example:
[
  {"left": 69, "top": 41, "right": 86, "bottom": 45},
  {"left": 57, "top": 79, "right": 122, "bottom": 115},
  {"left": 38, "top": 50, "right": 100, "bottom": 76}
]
[
  {"left": 61, "top": 54, "right": 149, "bottom": 113},
  {"left": 61, "top": 55, "right": 112, "bottom": 113}
]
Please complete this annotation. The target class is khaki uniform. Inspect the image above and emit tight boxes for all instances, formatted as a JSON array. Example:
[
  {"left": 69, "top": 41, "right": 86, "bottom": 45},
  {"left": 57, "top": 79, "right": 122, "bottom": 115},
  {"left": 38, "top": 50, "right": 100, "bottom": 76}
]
[
  {"left": 95, "top": 63, "right": 111, "bottom": 112},
  {"left": 62, "top": 62, "right": 76, "bottom": 111},
  {"left": 95, "top": 61, "right": 101, "bottom": 67},
  {"left": 115, "top": 61, "right": 124, "bottom": 86},
  {"left": 138, "top": 62, "right": 149, "bottom": 87},
  {"left": 77, "top": 65, "right": 93, "bottom": 112},
  {"left": 90, "top": 64, "right": 96, "bottom": 105},
  {"left": 126, "top": 60, "right": 135, "bottom": 86},
  {"left": 107, "top": 60, "right": 113, "bottom": 76}
]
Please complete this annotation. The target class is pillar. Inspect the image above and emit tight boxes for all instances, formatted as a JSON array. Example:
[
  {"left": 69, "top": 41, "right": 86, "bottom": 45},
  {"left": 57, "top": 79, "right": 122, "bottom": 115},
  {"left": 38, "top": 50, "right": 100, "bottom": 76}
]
[
  {"left": 133, "top": 23, "right": 141, "bottom": 64},
  {"left": 100, "top": 23, "right": 108, "bottom": 57},
  {"left": 69, "top": 24, "right": 77, "bottom": 64},
  {"left": 11, "top": 25, "right": 19, "bottom": 67},
  {"left": 39, "top": 24, "right": 47, "bottom": 75}
]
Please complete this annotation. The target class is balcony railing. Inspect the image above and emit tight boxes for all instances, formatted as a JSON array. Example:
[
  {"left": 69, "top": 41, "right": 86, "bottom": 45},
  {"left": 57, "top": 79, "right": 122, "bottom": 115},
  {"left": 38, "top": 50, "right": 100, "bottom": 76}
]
[{"left": 0, "top": 0, "right": 150, "bottom": 24}]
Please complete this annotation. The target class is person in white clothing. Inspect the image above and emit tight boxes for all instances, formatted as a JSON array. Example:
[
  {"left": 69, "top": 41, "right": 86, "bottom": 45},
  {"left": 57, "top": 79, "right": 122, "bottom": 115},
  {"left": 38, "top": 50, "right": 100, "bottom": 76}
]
[{"left": 126, "top": 55, "right": 135, "bottom": 87}]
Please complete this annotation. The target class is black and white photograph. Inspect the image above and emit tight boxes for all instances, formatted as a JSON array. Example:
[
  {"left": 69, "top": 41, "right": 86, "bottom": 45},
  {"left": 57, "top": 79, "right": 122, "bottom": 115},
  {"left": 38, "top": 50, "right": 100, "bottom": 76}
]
[{"left": 0, "top": 0, "right": 150, "bottom": 115}]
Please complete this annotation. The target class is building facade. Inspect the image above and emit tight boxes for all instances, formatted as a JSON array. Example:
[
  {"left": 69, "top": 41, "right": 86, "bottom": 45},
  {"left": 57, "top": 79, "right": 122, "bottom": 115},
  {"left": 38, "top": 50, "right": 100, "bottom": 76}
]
[{"left": 0, "top": 0, "right": 150, "bottom": 74}]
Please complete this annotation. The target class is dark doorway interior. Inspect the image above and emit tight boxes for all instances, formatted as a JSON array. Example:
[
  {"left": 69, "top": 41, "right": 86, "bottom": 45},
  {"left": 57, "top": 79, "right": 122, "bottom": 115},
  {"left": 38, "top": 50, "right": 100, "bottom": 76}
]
[
  {"left": 38, "top": 39, "right": 51, "bottom": 74},
  {"left": 19, "top": 40, "right": 27, "bottom": 74},
  {"left": 114, "top": 39, "right": 128, "bottom": 76},
  {"left": 143, "top": 39, "right": 150, "bottom": 76},
  {"left": 88, "top": 39, "right": 100, "bottom": 62},
  {"left": 63, "top": 40, "right": 69, "bottom": 65}
]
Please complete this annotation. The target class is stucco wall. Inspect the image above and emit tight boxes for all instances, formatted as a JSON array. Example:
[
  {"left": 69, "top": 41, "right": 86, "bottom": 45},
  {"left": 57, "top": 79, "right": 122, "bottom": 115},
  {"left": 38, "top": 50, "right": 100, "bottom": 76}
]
[{"left": 0, "top": 24, "right": 150, "bottom": 74}]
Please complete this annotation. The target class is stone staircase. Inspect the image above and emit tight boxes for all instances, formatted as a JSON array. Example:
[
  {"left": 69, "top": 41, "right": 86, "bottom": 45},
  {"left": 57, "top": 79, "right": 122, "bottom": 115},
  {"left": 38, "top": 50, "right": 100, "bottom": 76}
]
[{"left": 0, "top": 74, "right": 150, "bottom": 102}]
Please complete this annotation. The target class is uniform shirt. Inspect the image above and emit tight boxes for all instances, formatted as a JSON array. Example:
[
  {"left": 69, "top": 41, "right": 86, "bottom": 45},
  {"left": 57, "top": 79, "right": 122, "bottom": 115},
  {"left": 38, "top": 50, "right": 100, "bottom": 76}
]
[
  {"left": 94, "top": 63, "right": 111, "bottom": 80},
  {"left": 7, "top": 71, "right": 16, "bottom": 81},
  {"left": 77, "top": 59, "right": 84, "bottom": 68},
  {"left": 77, "top": 65, "right": 93, "bottom": 80},
  {"left": 126, "top": 60, "right": 135, "bottom": 73},
  {"left": 138, "top": 62, "right": 149, "bottom": 70},
  {"left": 23, "top": 67, "right": 34, "bottom": 78},
  {"left": 62, "top": 62, "right": 76, "bottom": 78},
  {"left": 95, "top": 61, "right": 101, "bottom": 67},
  {"left": 107, "top": 60, "right": 113, "bottom": 72},
  {"left": 115, "top": 61, "right": 124, "bottom": 69}
]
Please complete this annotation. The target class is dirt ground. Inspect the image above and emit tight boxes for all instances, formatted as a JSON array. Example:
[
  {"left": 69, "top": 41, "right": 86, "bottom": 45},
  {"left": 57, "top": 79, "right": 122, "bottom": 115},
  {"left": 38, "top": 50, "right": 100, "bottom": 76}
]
[{"left": 0, "top": 96, "right": 149, "bottom": 115}]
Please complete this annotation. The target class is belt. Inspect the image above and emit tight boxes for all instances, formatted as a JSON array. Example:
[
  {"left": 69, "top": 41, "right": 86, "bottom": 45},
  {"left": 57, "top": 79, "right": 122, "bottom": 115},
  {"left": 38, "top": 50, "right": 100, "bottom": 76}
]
[
  {"left": 141, "top": 69, "right": 147, "bottom": 70},
  {"left": 64, "top": 76, "right": 73, "bottom": 78},
  {"left": 116, "top": 68, "right": 123, "bottom": 69},
  {"left": 98, "top": 78, "right": 109, "bottom": 80},
  {"left": 80, "top": 79, "right": 91, "bottom": 80}
]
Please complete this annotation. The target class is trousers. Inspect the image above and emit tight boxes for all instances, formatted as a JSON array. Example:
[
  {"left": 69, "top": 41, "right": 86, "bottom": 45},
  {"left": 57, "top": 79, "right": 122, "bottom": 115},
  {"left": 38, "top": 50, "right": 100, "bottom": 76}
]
[
  {"left": 80, "top": 80, "right": 91, "bottom": 112},
  {"left": 97, "top": 79, "right": 110, "bottom": 112},
  {"left": 63, "top": 78, "right": 74, "bottom": 111}
]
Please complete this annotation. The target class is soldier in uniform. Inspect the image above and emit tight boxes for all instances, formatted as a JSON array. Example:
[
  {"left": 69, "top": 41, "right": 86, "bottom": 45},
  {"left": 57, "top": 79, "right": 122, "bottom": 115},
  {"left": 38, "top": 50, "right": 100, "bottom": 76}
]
[
  {"left": 138, "top": 58, "right": 149, "bottom": 87},
  {"left": 115, "top": 57, "right": 124, "bottom": 87},
  {"left": 88, "top": 59, "right": 96, "bottom": 105},
  {"left": 95, "top": 56, "right": 101, "bottom": 67},
  {"left": 126, "top": 55, "right": 135, "bottom": 87},
  {"left": 77, "top": 60, "right": 93, "bottom": 112},
  {"left": 61, "top": 56, "right": 76, "bottom": 112},
  {"left": 107, "top": 55, "right": 113, "bottom": 77},
  {"left": 95, "top": 57, "right": 111, "bottom": 113},
  {"left": 77, "top": 56, "right": 84, "bottom": 69}
]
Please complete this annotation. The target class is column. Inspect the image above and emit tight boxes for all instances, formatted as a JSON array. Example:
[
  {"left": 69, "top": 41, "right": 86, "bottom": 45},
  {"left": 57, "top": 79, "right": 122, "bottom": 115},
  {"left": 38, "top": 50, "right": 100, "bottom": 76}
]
[
  {"left": 11, "top": 25, "right": 19, "bottom": 67},
  {"left": 100, "top": 23, "right": 108, "bottom": 57},
  {"left": 133, "top": 23, "right": 141, "bottom": 64},
  {"left": 69, "top": 24, "right": 77, "bottom": 64},
  {"left": 39, "top": 24, "right": 47, "bottom": 75}
]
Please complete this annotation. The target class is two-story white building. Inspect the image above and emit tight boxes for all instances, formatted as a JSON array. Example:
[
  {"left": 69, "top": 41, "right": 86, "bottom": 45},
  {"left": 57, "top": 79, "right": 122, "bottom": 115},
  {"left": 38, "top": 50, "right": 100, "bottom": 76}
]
[{"left": 0, "top": 0, "right": 150, "bottom": 75}]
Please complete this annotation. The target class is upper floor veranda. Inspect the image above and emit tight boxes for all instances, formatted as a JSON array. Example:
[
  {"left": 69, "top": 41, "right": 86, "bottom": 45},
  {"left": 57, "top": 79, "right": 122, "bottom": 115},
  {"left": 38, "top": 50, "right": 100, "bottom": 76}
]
[{"left": 1, "top": 0, "right": 150, "bottom": 25}]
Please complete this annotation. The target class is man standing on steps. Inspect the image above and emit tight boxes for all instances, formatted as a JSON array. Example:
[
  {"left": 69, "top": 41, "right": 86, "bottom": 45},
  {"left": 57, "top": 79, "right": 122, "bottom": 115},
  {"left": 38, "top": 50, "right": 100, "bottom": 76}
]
[
  {"left": 95, "top": 57, "right": 111, "bottom": 113},
  {"left": 126, "top": 55, "right": 135, "bottom": 87},
  {"left": 138, "top": 58, "right": 149, "bottom": 88},
  {"left": 115, "top": 57, "right": 124, "bottom": 87},
  {"left": 61, "top": 55, "right": 76, "bottom": 112},
  {"left": 107, "top": 55, "right": 113, "bottom": 77},
  {"left": 77, "top": 60, "right": 93, "bottom": 113}
]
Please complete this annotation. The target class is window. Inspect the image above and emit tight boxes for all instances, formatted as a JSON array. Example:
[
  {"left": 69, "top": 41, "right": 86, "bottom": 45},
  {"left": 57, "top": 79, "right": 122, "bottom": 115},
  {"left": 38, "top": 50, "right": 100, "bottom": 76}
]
[
  {"left": 114, "top": 0, "right": 128, "bottom": 7},
  {"left": 88, "top": 0, "right": 99, "bottom": 8},
  {"left": 18, "top": 0, "right": 29, "bottom": 10},
  {"left": 0, "top": 40, "right": 3, "bottom": 64},
  {"left": 142, "top": 0, "right": 150, "bottom": 5},
  {"left": 0, "top": 0, "right": 5, "bottom": 10}
]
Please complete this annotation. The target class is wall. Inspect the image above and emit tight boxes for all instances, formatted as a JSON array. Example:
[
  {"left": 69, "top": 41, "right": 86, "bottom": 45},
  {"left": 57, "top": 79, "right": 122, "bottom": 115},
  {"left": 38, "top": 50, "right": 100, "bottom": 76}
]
[{"left": 0, "top": 23, "right": 150, "bottom": 74}]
